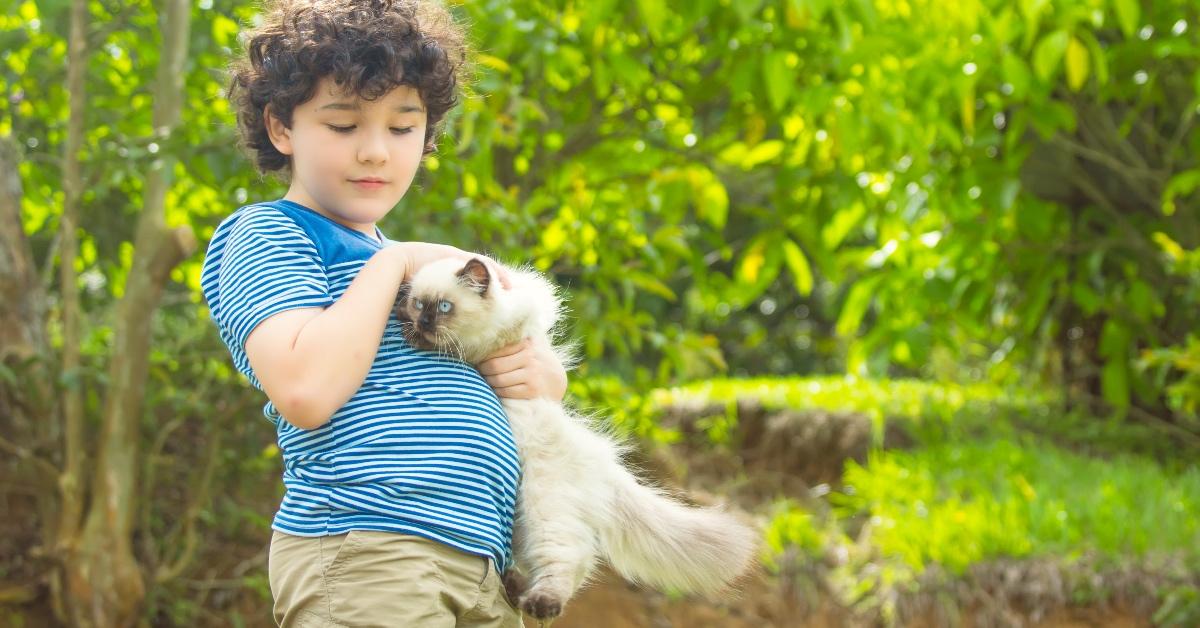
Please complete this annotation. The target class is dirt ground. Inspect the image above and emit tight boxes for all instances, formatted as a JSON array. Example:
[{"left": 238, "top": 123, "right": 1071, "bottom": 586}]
[{"left": 522, "top": 567, "right": 1152, "bottom": 628}]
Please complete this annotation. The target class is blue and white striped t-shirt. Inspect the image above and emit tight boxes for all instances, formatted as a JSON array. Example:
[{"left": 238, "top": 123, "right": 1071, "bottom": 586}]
[{"left": 199, "top": 199, "right": 519, "bottom": 572}]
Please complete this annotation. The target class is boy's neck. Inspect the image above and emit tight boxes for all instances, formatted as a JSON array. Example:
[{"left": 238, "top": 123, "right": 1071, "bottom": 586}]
[{"left": 282, "top": 190, "right": 381, "bottom": 243}]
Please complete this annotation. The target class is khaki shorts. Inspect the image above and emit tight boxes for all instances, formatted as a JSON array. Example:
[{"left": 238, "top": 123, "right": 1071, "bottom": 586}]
[{"left": 268, "top": 530, "right": 523, "bottom": 627}]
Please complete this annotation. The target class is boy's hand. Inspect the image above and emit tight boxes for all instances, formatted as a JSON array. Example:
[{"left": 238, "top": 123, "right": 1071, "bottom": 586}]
[
  {"left": 387, "top": 242, "right": 511, "bottom": 289},
  {"left": 478, "top": 337, "right": 567, "bottom": 401}
]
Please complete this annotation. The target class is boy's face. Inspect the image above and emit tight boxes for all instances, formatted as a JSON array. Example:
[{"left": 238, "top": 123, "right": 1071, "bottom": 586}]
[{"left": 265, "top": 77, "right": 428, "bottom": 238}]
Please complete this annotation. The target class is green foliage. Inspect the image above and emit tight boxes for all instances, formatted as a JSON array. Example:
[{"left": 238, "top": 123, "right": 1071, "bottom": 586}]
[
  {"left": 1156, "top": 585, "right": 1200, "bottom": 627},
  {"left": 652, "top": 375, "right": 1050, "bottom": 443},
  {"left": 762, "top": 499, "right": 828, "bottom": 571},
  {"left": 738, "top": 376, "right": 1200, "bottom": 621},
  {"left": 3, "top": 0, "right": 1200, "bottom": 622},
  {"left": 5, "top": 0, "right": 1198, "bottom": 421},
  {"left": 835, "top": 438, "right": 1200, "bottom": 573},
  {"left": 567, "top": 375, "right": 680, "bottom": 444},
  {"left": 1137, "top": 234, "right": 1200, "bottom": 425}
]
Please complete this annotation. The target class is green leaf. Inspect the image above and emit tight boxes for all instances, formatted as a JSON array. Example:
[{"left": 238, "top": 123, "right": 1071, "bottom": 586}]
[
  {"left": 822, "top": 201, "right": 865, "bottom": 249},
  {"left": 688, "top": 166, "right": 729, "bottom": 229},
  {"left": 1065, "top": 36, "right": 1089, "bottom": 91},
  {"left": 1071, "top": 281, "right": 1102, "bottom": 316},
  {"left": 736, "top": 236, "right": 769, "bottom": 284},
  {"left": 763, "top": 51, "right": 792, "bottom": 113},
  {"left": 1162, "top": 169, "right": 1200, "bottom": 217},
  {"left": 1002, "top": 53, "right": 1032, "bottom": 98},
  {"left": 782, "top": 239, "right": 814, "bottom": 296},
  {"left": 211, "top": 14, "right": 239, "bottom": 47},
  {"left": 635, "top": 0, "right": 668, "bottom": 42},
  {"left": 836, "top": 276, "right": 880, "bottom": 337},
  {"left": 742, "top": 140, "right": 785, "bottom": 168},
  {"left": 1128, "top": 280, "right": 1165, "bottom": 321},
  {"left": 1112, "top": 0, "right": 1139, "bottom": 39},
  {"left": 1102, "top": 358, "right": 1130, "bottom": 410},
  {"left": 1019, "top": 0, "right": 1049, "bottom": 24},
  {"left": 1033, "top": 30, "right": 1069, "bottom": 82},
  {"left": 1099, "top": 319, "right": 1129, "bottom": 358},
  {"left": 1080, "top": 30, "right": 1109, "bottom": 86},
  {"left": 628, "top": 271, "right": 677, "bottom": 301},
  {"left": 1152, "top": 232, "right": 1186, "bottom": 261},
  {"left": 1019, "top": 0, "right": 1050, "bottom": 49}
]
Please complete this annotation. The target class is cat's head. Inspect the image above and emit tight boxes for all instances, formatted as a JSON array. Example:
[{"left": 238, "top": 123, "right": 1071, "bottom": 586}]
[{"left": 395, "top": 257, "right": 499, "bottom": 360}]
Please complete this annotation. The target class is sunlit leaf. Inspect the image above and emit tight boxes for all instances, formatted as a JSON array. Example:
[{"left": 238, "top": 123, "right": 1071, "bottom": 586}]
[
  {"left": 1065, "top": 36, "right": 1089, "bottom": 91},
  {"left": 1112, "top": 0, "right": 1139, "bottom": 39},
  {"left": 782, "top": 239, "right": 814, "bottom": 296},
  {"left": 1033, "top": 30, "right": 1069, "bottom": 82}
]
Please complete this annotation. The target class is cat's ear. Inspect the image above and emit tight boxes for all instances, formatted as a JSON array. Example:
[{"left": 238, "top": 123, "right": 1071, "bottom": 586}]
[{"left": 456, "top": 258, "right": 492, "bottom": 295}]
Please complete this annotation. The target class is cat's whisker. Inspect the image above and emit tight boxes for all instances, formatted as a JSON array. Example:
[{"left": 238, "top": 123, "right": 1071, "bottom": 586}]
[
  {"left": 430, "top": 328, "right": 451, "bottom": 363},
  {"left": 440, "top": 328, "right": 466, "bottom": 362}
]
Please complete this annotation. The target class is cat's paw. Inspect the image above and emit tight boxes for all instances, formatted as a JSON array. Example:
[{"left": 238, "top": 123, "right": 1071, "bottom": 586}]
[{"left": 519, "top": 589, "right": 564, "bottom": 620}]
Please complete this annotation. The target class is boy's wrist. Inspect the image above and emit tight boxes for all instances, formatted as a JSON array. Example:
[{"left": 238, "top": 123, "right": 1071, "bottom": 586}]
[{"left": 379, "top": 242, "right": 418, "bottom": 281}]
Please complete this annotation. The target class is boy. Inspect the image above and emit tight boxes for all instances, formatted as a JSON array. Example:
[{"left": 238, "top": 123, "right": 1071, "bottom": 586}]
[{"left": 199, "top": 1, "right": 565, "bottom": 625}]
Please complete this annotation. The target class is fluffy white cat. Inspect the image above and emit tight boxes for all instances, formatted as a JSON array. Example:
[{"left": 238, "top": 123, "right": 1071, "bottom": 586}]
[{"left": 395, "top": 257, "right": 758, "bottom": 621}]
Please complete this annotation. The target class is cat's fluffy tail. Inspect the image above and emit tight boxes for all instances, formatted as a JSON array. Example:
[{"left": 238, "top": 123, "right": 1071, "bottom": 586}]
[{"left": 600, "top": 472, "right": 758, "bottom": 594}]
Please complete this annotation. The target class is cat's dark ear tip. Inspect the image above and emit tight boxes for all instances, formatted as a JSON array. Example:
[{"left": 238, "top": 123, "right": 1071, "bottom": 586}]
[{"left": 456, "top": 257, "right": 492, "bottom": 295}]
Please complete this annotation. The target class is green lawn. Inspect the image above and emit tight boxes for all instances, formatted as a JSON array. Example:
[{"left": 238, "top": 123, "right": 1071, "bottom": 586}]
[{"left": 636, "top": 376, "right": 1200, "bottom": 622}]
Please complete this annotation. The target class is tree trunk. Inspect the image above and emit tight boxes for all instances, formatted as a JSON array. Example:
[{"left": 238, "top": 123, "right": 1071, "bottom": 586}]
[
  {"left": 0, "top": 138, "right": 47, "bottom": 363},
  {"left": 51, "top": 0, "right": 88, "bottom": 620},
  {"left": 0, "top": 135, "right": 59, "bottom": 611},
  {"left": 60, "top": 0, "right": 196, "bottom": 624}
]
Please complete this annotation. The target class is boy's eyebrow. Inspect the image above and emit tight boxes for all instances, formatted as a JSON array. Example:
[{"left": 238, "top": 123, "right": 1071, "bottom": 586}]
[{"left": 317, "top": 102, "right": 425, "bottom": 113}]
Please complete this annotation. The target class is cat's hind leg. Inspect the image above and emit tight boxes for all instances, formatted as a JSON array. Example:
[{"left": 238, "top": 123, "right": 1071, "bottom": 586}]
[{"left": 516, "top": 515, "right": 597, "bottom": 620}]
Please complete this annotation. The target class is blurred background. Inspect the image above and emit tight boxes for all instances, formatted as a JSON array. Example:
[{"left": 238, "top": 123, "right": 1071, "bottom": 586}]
[{"left": 1, "top": 0, "right": 1198, "bottom": 626}]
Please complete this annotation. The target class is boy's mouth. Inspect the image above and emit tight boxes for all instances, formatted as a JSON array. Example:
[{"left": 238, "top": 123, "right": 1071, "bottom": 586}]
[{"left": 350, "top": 177, "right": 388, "bottom": 190}]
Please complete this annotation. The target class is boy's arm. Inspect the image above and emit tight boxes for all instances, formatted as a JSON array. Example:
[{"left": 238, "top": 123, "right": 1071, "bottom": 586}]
[{"left": 244, "top": 243, "right": 505, "bottom": 430}]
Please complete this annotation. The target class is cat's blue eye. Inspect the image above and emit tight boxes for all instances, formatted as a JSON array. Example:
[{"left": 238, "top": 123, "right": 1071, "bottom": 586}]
[
  {"left": 413, "top": 299, "right": 424, "bottom": 310},
  {"left": 438, "top": 300, "right": 453, "bottom": 313}
]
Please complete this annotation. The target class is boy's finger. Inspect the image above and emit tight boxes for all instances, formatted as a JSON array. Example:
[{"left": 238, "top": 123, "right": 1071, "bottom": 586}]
[
  {"left": 485, "top": 368, "right": 528, "bottom": 389},
  {"left": 494, "top": 263, "right": 512, "bottom": 289},
  {"left": 478, "top": 352, "right": 522, "bottom": 376},
  {"left": 493, "top": 384, "right": 531, "bottom": 400},
  {"left": 483, "top": 339, "right": 530, "bottom": 361}
]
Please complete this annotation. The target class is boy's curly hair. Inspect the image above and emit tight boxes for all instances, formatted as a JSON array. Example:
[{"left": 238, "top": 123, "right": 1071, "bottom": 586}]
[{"left": 228, "top": 0, "right": 467, "bottom": 172}]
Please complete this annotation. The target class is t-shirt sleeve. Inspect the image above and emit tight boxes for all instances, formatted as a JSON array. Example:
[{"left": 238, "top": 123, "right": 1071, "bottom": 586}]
[{"left": 211, "top": 207, "right": 333, "bottom": 350}]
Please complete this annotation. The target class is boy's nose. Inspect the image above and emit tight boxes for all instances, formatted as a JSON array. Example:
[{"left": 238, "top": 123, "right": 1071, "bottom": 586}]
[{"left": 357, "top": 131, "right": 389, "bottom": 164}]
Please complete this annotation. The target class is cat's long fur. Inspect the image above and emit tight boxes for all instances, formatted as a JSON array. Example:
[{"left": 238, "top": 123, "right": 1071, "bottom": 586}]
[{"left": 396, "top": 258, "right": 758, "bottom": 620}]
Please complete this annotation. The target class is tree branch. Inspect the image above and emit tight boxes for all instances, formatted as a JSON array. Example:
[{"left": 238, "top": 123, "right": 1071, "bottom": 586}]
[{"left": 0, "top": 434, "right": 62, "bottom": 490}]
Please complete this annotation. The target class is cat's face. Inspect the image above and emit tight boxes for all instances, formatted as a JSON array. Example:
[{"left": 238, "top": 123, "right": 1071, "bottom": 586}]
[{"left": 395, "top": 258, "right": 495, "bottom": 357}]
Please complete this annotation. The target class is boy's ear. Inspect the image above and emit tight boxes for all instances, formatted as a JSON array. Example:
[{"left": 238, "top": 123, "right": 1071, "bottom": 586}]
[{"left": 264, "top": 105, "right": 294, "bottom": 156}]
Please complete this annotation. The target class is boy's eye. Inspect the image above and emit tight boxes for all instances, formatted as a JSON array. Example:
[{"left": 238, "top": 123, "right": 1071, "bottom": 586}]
[
  {"left": 438, "top": 300, "right": 453, "bottom": 313},
  {"left": 327, "top": 124, "right": 354, "bottom": 133},
  {"left": 391, "top": 127, "right": 414, "bottom": 135}
]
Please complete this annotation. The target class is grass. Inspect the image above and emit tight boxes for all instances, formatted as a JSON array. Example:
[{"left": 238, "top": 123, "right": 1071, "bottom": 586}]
[
  {"left": 835, "top": 436, "right": 1200, "bottom": 573},
  {"left": 641, "top": 375, "right": 1200, "bottom": 622}
]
